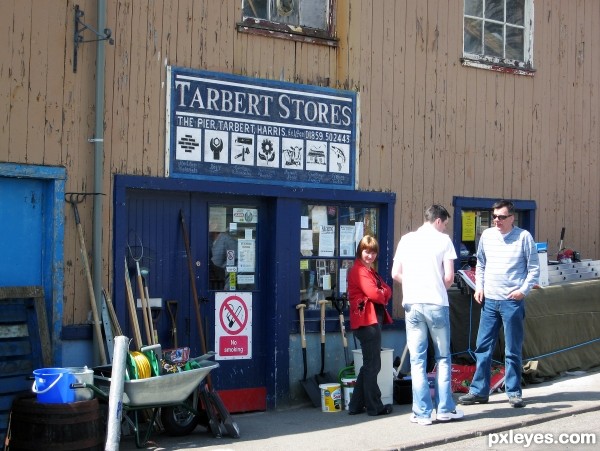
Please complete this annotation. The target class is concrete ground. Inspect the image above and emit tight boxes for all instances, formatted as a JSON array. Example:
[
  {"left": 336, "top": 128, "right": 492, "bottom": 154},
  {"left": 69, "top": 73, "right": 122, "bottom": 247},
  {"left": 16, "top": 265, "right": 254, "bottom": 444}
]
[{"left": 119, "top": 368, "right": 600, "bottom": 450}]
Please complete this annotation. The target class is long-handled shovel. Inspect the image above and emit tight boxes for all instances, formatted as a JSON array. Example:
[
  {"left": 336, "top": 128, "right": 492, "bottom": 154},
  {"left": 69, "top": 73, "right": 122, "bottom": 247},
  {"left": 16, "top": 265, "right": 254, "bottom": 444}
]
[
  {"left": 66, "top": 193, "right": 107, "bottom": 365},
  {"left": 332, "top": 295, "right": 350, "bottom": 367},
  {"left": 167, "top": 300, "right": 179, "bottom": 349},
  {"left": 180, "top": 209, "right": 240, "bottom": 438},
  {"left": 296, "top": 303, "right": 321, "bottom": 407},
  {"left": 314, "top": 299, "right": 336, "bottom": 385}
]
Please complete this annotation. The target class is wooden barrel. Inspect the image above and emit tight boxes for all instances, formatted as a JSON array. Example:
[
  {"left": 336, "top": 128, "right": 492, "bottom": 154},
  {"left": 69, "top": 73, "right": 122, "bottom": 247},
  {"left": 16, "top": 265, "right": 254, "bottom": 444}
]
[{"left": 8, "top": 397, "right": 104, "bottom": 451}]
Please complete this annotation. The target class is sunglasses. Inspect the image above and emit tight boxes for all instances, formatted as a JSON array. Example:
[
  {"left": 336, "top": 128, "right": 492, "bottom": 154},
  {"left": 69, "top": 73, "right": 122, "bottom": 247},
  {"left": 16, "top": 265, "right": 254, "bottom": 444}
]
[{"left": 492, "top": 214, "right": 513, "bottom": 220}]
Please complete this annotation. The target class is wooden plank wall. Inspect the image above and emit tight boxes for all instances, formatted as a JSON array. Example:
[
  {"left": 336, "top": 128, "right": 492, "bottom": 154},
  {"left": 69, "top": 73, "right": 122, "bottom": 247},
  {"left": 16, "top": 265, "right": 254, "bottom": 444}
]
[{"left": 0, "top": 0, "right": 599, "bottom": 324}]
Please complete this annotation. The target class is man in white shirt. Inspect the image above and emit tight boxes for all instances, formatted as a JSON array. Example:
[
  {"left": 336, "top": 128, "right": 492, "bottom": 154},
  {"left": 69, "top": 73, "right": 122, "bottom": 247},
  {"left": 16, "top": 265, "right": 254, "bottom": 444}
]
[{"left": 392, "top": 204, "right": 464, "bottom": 426}]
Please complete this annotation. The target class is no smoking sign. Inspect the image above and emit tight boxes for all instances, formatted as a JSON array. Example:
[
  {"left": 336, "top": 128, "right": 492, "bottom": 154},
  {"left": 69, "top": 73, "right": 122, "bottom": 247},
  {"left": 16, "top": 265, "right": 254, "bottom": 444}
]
[{"left": 215, "top": 292, "right": 252, "bottom": 360}]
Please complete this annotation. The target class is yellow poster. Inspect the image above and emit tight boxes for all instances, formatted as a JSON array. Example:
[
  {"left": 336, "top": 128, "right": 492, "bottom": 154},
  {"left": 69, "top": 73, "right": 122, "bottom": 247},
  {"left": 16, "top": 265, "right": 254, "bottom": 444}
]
[{"left": 462, "top": 212, "right": 476, "bottom": 241}]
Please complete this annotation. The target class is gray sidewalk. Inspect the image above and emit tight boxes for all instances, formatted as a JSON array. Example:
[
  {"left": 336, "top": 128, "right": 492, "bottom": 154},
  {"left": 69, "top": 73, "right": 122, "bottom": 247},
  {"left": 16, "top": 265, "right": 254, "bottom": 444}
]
[{"left": 120, "top": 368, "right": 600, "bottom": 450}]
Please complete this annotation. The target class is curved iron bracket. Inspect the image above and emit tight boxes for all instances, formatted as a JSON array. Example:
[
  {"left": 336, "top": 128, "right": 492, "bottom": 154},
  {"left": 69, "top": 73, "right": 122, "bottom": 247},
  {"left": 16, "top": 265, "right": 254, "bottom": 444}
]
[{"left": 73, "top": 4, "right": 114, "bottom": 73}]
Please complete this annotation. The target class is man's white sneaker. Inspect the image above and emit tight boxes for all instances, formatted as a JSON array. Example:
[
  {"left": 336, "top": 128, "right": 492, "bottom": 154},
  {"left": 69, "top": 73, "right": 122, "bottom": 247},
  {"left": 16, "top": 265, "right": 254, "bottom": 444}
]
[
  {"left": 436, "top": 409, "right": 464, "bottom": 421},
  {"left": 409, "top": 413, "right": 433, "bottom": 425}
]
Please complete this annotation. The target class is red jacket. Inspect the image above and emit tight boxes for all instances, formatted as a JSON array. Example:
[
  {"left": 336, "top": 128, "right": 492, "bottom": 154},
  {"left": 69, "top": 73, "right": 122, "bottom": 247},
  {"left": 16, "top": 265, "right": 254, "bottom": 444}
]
[{"left": 347, "top": 259, "right": 392, "bottom": 330}]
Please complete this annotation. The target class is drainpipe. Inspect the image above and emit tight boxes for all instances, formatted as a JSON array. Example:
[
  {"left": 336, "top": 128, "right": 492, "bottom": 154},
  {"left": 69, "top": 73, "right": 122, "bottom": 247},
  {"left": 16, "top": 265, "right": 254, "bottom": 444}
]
[{"left": 92, "top": 0, "right": 107, "bottom": 364}]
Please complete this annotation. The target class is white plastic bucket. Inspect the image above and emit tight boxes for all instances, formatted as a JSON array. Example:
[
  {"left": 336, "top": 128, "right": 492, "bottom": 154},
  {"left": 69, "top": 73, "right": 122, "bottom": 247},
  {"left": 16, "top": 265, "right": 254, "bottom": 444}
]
[
  {"left": 66, "top": 367, "right": 94, "bottom": 401},
  {"left": 319, "top": 383, "right": 342, "bottom": 412},
  {"left": 341, "top": 377, "right": 357, "bottom": 410},
  {"left": 352, "top": 348, "right": 394, "bottom": 405}
]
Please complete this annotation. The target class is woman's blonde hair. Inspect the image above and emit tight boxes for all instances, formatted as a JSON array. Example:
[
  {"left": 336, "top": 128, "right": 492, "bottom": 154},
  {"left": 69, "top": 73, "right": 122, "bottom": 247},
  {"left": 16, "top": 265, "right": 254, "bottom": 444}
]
[{"left": 355, "top": 235, "right": 379, "bottom": 259}]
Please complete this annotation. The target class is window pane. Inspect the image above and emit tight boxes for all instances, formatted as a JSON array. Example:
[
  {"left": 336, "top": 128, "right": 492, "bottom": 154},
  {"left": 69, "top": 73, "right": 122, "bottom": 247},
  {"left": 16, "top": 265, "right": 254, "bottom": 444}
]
[
  {"left": 505, "top": 25, "right": 524, "bottom": 60},
  {"left": 485, "top": 0, "right": 504, "bottom": 21},
  {"left": 464, "top": 18, "right": 483, "bottom": 54},
  {"left": 300, "top": 259, "right": 338, "bottom": 309},
  {"left": 300, "top": 0, "right": 328, "bottom": 29},
  {"left": 506, "top": 0, "right": 525, "bottom": 26},
  {"left": 272, "top": 0, "right": 300, "bottom": 25},
  {"left": 465, "top": 0, "right": 483, "bottom": 17},
  {"left": 483, "top": 22, "right": 504, "bottom": 58},
  {"left": 209, "top": 205, "right": 258, "bottom": 291},
  {"left": 243, "top": 0, "right": 268, "bottom": 19}
]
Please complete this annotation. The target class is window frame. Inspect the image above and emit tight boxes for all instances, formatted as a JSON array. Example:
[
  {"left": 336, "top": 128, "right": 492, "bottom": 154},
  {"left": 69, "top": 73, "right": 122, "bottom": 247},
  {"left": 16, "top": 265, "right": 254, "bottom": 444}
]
[
  {"left": 462, "top": 0, "right": 535, "bottom": 75},
  {"left": 237, "top": 0, "right": 338, "bottom": 47}
]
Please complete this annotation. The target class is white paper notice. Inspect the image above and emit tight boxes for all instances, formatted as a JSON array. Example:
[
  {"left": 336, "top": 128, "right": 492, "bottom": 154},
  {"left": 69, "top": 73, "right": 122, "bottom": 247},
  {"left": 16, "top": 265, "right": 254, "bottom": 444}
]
[
  {"left": 340, "top": 225, "right": 355, "bottom": 257},
  {"left": 322, "top": 274, "right": 331, "bottom": 290},
  {"left": 301, "top": 216, "right": 309, "bottom": 229},
  {"left": 354, "top": 222, "right": 364, "bottom": 249},
  {"left": 340, "top": 268, "right": 348, "bottom": 293},
  {"left": 318, "top": 225, "right": 335, "bottom": 257},
  {"left": 237, "top": 239, "right": 255, "bottom": 272},
  {"left": 301, "top": 229, "right": 313, "bottom": 255},
  {"left": 311, "top": 206, "right": 328, "bottom": 232}
]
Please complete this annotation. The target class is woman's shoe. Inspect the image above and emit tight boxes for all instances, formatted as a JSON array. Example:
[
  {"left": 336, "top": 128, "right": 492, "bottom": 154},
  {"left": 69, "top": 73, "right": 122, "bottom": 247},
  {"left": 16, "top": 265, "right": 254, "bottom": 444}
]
[
  {"left": 374, "top": 404, "right": 393, "bottom": 416},
  {"left": 348, "top": 407, "right": 366, "bottom": 415}
]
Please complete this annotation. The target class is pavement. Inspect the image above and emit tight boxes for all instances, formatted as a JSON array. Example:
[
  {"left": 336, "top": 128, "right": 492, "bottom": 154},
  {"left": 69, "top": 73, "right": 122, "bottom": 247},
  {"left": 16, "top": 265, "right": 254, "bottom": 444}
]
[{"left": 119, "top": 368, "right": 600, "bottom": 450}]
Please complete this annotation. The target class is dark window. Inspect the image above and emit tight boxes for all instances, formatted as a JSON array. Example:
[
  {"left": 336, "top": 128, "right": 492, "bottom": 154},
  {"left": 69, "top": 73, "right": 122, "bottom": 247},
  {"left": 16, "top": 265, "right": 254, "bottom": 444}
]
[{"left": 239, "top": 0, "right": 336, "bottom": 45}]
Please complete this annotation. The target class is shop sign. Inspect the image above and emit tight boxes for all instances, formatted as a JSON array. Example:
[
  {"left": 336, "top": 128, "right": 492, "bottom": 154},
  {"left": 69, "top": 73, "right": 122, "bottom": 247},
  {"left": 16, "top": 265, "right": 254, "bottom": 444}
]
[
  {"left": 166, "top": 67, "right": 357, "bottom": 190},
  {"left": 215, "top": 292, "right": 252, "bottom": 360}
]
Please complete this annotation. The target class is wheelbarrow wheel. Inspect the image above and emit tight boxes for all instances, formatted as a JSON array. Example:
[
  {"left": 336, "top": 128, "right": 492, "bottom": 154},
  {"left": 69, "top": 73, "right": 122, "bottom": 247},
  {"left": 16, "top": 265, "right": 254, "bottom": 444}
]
[{"left": 160, "top": 405, "right": 200, "bottom": 436}]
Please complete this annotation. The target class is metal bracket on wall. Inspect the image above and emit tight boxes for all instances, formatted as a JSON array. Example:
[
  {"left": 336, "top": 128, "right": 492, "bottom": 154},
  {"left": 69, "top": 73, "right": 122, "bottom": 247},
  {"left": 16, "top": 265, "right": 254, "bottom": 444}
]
[{"left": 73, "top": 4, "right": 114, "bottom": 73}]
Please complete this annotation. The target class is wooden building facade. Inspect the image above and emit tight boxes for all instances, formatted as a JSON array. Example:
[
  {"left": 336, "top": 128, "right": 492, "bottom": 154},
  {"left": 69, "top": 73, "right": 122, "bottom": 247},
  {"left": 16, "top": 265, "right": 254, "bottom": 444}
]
[{"left": 1, "top": 0, "right": 599, "bottom": 410}]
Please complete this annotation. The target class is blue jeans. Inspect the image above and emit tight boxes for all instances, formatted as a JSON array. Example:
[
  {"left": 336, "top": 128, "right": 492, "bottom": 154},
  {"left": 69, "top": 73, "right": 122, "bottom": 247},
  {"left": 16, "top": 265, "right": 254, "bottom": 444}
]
[
  {"left": 469, "top": 299, "right": 525, "bottom": 398},
  {"left": 405, "top": 304, "right": 456, "bottom": 418}
]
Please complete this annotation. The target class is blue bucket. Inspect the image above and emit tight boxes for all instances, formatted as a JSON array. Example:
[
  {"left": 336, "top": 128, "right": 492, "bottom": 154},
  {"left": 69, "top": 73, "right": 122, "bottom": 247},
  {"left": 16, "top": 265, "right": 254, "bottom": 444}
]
[{"left": 32, "top": 368, "right": 75, "bottom": 404}]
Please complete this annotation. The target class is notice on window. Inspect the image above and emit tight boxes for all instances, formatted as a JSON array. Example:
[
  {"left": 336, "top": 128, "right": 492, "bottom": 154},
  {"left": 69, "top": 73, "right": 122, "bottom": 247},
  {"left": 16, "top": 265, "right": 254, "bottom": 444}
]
[
  {"left": 340, "top": 225, "right": 355, "bottom": 257},
  {"left": 311, "top": 206, "right": 328, "bottom": 232},
  {"left": 340, "top": 268, "right": 348, "bottom": 293},
  {"left": 237, "top": 239, "right": 255, "bottom": 272},
  {"left": 318, "top": 225, "right": 335, "bottom": 257},
  {"left": 301, "top": 230, "right": 313, "bottom": 256},
  {"left": 354, "top": 222, "right": 364, "bottom": 248},
  {"left": 462, "top": 212, "right": 476, "bottom": 241}
]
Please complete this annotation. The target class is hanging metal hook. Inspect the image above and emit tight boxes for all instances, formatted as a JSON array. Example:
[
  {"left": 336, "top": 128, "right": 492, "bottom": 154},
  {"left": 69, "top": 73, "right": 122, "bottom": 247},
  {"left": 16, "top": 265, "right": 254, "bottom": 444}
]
[{"left": 73, "top": 4, "right": 115, "bottom": 73}]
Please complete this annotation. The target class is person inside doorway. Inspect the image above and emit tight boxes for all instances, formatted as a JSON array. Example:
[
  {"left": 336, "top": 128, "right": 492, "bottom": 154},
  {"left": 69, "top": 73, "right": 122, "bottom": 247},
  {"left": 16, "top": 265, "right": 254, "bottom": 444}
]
[{"left": 210, "top": 230, "right": 237, "bottom": 289}]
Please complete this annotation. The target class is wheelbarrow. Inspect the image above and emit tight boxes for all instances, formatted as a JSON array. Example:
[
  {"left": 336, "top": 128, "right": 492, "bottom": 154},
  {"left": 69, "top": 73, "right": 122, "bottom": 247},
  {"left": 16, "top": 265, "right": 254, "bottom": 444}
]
[{"left": 73, "top": 356, "right": 221, "bottom": 448}]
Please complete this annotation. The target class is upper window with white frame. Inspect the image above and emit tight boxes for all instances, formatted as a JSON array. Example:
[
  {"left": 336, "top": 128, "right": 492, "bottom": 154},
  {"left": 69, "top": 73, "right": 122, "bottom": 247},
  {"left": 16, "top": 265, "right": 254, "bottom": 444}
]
[
  {"left": 463, "top": 0, "right": 534, "bottom": 73},
  {"left": 239, "top": 0, "right": 336, "bottom": 45}
]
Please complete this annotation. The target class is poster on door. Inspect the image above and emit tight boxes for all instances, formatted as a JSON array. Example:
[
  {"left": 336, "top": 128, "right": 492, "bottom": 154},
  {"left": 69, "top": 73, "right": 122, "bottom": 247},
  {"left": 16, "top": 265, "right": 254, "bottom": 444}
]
[{"left": 215, "top": 292, "right": 252, "bottom": 360}]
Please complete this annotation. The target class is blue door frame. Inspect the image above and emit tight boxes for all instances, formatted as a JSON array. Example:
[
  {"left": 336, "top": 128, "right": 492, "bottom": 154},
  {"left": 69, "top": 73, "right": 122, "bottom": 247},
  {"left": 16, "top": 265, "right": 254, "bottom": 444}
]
[
  {"left": 114, "top": 175, "right": 395, "bottom": 408},
  {"left": 0, "top": 163, "right": 66, "bottom": 364}
]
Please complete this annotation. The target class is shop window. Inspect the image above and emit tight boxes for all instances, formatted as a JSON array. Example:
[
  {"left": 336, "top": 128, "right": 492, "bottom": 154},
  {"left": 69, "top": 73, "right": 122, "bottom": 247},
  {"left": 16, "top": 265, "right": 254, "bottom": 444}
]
[
  {"left": 239, "top": 0, "right": 336, "bottom": 45},
  {"left": 458, "top": 209, "right": 522, "bottom": 269},
  {"left": 209, "top": 205, "right": 259, "bottom": 291},
  {"left": 299, "top": 203, "right": 379, "bottom": 310},
  {"left": 462, "top": 0, "right": 535, "bottom": 74}
]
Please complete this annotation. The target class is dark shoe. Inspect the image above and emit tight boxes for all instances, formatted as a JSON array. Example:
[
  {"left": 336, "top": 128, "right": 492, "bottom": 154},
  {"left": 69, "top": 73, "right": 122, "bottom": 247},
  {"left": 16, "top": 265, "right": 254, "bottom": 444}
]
[
  {"left": 375, "top": 404, "right": 393, "bottom": 416},
  {"left": 509, "top": 396, "right": 525, "bottom": 408},
  {"left": 348, "top": 407, "right": 366, "bottom": 415},
  {"left": 458, "top": 393, "right": 489, "bottom": 405}
]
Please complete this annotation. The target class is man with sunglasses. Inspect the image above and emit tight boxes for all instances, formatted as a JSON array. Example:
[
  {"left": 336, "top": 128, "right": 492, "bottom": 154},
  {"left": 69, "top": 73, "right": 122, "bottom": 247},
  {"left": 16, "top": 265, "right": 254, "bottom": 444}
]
[{"left": 459, "top": 200, "right": 539, "bottom": 408}]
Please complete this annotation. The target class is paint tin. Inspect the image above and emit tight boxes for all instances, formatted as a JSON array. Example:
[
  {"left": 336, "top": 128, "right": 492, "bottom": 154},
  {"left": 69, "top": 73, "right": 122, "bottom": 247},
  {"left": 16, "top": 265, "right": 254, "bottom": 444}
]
[{"left": 319, "top": 383, "right": 342, "bottom": 412}]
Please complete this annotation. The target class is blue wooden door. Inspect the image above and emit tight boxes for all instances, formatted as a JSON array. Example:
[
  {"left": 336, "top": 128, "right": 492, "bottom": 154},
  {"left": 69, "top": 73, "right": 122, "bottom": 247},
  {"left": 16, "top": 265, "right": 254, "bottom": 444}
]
[
  {"left": 124, "top": 191, "right": 269, "bottom": 412},
  {"left": 0, "top": 177, "right": 44, "bottom": 286}
]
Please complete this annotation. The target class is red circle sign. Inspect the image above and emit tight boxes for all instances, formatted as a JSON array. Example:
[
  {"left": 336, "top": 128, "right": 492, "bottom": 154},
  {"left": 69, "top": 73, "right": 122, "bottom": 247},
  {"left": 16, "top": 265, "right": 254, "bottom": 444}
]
[{"left": 219, "top": 295, "right": 248, "bottom": 335}]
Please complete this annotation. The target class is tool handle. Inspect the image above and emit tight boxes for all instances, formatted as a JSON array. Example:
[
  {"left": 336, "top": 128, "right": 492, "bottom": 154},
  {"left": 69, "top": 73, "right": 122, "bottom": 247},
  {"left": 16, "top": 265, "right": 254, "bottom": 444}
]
[
  {"left": 296, "top": 304, "right": 307, "bottom": 348},
  {"left": 338, "top": 313, "right": 348, "bottom": 348},
  {"left": 318, "top": 300, "right": 328, "bottom": 344}
]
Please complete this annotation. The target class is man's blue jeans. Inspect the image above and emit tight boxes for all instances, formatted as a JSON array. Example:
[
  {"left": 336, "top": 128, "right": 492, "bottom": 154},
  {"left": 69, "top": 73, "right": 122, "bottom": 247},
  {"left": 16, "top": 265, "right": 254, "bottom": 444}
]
[
  {"left": 469, "top": 298, "right": 525, "bottom": 398},
  {"left": 405, "top": 304, "right": 456, "bottom": 418}
]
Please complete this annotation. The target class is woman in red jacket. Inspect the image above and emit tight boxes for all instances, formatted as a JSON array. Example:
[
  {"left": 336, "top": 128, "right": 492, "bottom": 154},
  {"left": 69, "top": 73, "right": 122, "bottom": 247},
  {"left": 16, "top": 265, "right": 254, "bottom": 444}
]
[{"left": 347, "top": 235, "right": 394, "bottom": 416}]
